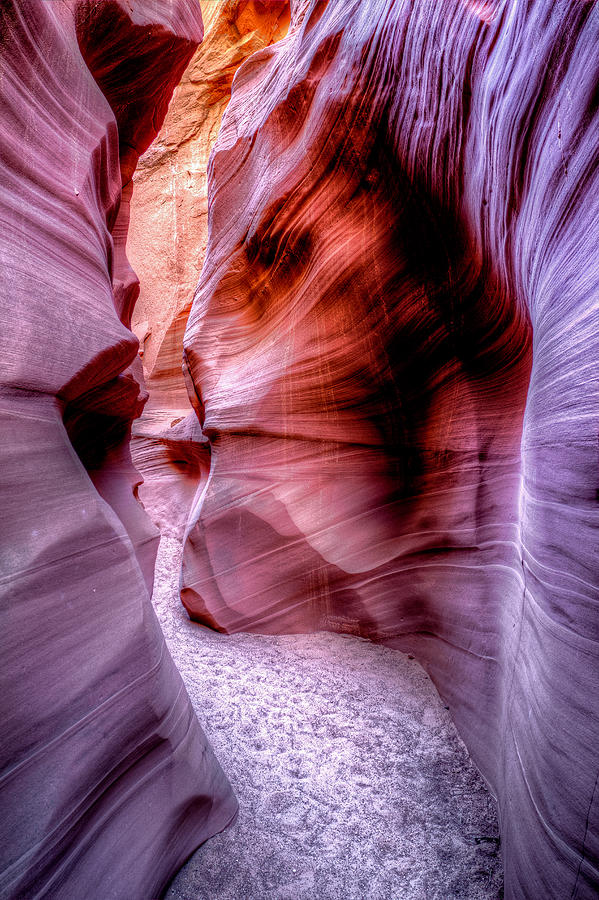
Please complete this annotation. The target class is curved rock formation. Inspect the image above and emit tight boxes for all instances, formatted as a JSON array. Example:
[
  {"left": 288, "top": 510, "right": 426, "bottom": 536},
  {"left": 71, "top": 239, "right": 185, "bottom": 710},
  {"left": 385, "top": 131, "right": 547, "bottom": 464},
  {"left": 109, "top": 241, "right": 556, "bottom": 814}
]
[
  {"left": 127, "top": 0, "right": 290, "bottom": 539},
  {"left": 182, "top": 0, "right": 599, "bottom": 896},
  {"left": 0, "top": 2, "right": 236, "bottom": 897}
]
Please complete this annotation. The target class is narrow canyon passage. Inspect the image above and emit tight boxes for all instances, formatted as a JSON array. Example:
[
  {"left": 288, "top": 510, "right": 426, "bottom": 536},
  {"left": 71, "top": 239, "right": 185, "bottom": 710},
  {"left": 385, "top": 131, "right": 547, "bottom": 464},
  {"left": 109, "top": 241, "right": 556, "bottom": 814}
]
[
  {"left": 155, "top": 538, "right": 502, "bottom": 900},
  {"left": 2, "top": 1, "right": 597, "bottom": 898}
]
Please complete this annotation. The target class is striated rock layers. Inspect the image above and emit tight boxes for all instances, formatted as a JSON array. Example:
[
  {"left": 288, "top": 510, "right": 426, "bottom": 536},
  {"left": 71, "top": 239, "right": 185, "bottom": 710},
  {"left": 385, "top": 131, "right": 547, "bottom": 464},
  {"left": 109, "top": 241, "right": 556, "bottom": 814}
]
[
  {"left": 182, "top": 0, "right": 599, "bottom": 897},
  {"left": 0, "top": 2, "right": 236, "bottom": 898},
  {"left": 127, "top": 0, "right": 290, "bottom": 539}
]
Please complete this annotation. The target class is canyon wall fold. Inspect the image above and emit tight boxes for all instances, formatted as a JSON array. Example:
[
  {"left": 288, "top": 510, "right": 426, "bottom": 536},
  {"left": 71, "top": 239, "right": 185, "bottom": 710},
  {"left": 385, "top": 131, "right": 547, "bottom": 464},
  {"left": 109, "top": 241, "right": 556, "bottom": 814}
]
[
  {"left": 127, "top": 0, "right": 290, "bottom": 539},
  {"left": 182, "top": 1, "right": 599, "bottom": 897},
  {"left": 0, "top": 2, "right": 236, "bottom": 897}
]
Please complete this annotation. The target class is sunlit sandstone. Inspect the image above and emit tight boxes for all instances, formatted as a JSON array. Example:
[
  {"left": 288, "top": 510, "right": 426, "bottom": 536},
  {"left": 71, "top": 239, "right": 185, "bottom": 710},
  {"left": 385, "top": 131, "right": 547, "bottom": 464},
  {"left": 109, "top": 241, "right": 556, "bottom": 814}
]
[
  {"left": 182, "top": 2, "right": 599, "bottom": 897},
  {"left": 0, "top": 3, "right": 236, "bottom": 897}
]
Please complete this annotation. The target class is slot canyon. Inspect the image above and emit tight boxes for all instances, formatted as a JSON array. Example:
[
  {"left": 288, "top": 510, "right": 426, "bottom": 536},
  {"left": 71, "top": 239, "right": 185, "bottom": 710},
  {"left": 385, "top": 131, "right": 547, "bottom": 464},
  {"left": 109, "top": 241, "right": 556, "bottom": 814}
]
[{"left": 1, "top": 0, "right": 597, "bottom": 898}]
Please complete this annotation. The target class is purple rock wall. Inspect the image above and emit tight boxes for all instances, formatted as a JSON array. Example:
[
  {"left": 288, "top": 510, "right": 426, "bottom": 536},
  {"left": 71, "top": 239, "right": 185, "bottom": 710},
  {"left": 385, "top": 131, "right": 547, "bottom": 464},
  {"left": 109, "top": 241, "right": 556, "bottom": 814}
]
[
  {"left": 181, "top": 1, "right": 599, "bottom": 896},
  {"left": 0, "top": 2, "right": 236, "bottom": 897}
]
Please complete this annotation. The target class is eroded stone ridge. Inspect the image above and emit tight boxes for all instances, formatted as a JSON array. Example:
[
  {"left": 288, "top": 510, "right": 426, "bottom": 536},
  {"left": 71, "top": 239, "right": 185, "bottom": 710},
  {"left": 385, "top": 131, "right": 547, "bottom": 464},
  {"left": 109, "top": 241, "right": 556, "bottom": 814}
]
[
  {"left": 182, "top": 1, "right": 599, "bottom": 896},
  {"left": 127, "top": 0, "right": 291, "bottom": 541},
  {"left": 0, "top": 2, "right": 236, "bottom": 897}
]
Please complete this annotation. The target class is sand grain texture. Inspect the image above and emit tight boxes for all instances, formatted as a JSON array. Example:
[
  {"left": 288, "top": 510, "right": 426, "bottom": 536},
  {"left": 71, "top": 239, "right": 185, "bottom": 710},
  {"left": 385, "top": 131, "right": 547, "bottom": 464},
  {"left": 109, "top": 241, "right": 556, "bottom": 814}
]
[{"left": 155, "top": 538, "right": 503, "bottom": 900}]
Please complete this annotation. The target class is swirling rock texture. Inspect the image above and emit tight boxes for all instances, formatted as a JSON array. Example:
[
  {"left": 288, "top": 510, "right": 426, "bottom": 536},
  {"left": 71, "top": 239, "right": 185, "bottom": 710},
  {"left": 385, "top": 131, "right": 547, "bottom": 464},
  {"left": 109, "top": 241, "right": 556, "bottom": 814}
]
[
  {"left": 0, "top": 2, "right": 236, "bottom": 898},
  {"left": 127, "top": 0, "right": 290, "bottom": 539},
  {"left": 183, "top": 0, "right": 599, "bottom": 897}
]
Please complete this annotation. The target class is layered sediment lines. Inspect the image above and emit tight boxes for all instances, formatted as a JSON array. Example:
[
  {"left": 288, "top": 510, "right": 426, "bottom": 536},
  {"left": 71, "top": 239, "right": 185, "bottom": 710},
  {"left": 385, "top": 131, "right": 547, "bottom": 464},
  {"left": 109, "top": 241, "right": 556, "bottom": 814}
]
[
  {"left": 0, "top": 2, "right": 236, "bottom": 897},
  {"left": 182, "top": 1, "right": 599, "bottom": 897},
  {"left": 127, "top": 0, "right": 290, "bottom": 539}
]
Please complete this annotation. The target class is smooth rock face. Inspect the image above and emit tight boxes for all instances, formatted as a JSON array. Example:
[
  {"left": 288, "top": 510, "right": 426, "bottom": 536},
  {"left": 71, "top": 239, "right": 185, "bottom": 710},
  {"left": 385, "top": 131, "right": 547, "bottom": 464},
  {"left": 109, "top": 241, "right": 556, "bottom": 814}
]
[
  {"left": 182, "top": 1, "right": 599, "bottom": 897},
  {"left": 0, "top": 2, "right": 236, "bottom": 898},
  {"left": 128, "top": 0, "right": 290, "bottom": 540}
]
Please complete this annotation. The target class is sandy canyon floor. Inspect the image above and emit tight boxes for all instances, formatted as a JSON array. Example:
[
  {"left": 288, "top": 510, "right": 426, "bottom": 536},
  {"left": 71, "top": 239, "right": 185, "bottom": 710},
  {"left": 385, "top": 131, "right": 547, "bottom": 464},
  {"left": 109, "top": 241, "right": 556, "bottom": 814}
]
[{"left": 153, "top": 538, "right": 503, "bottom": 900}]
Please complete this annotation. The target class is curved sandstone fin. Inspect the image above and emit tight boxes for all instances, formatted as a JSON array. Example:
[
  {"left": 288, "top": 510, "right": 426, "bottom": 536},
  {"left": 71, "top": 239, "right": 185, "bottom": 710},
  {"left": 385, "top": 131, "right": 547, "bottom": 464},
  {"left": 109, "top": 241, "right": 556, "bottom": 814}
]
[
  {"left": 181, "top": 1, "right": 599, "bottom": 896},
  {"left": 0, "top": 2, "right": 237, "bottom": 898}
]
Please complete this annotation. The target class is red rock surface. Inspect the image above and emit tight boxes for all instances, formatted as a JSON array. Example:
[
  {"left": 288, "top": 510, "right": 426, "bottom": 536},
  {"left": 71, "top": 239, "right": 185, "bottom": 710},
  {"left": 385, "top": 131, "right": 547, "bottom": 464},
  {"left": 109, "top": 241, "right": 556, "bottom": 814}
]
[
  {"left": 127, "top": 0, "right": 290, "bottom": 539},
  {"left": 0, "top": 2, "right": 236, "bottom": 897},
  {"left": 182, "top": 1, "right": 599, "bottom": 896}
]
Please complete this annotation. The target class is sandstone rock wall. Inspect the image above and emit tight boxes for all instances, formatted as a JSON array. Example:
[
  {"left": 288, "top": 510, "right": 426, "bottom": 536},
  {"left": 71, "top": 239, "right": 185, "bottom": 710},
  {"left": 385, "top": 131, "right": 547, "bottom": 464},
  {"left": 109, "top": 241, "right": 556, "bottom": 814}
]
[
  {"left": 128, "top": 0, "right": 290, "bottom": 538},
  {"left": 181, "top": 1, "right": 599, "bottom": 896},
  {"left": 0, "top": 2, "right": 236, "bottom": 897}
]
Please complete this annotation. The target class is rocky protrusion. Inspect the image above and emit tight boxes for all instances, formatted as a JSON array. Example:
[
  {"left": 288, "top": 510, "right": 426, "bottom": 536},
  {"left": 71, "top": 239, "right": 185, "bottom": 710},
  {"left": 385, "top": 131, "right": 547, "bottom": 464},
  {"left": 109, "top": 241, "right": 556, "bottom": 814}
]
[
  {"left": 181, "top": 1, "right": 599, "bottom": 896},
  {"left": 0, "top": 2, "right": 236, "bottom": 897}
]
